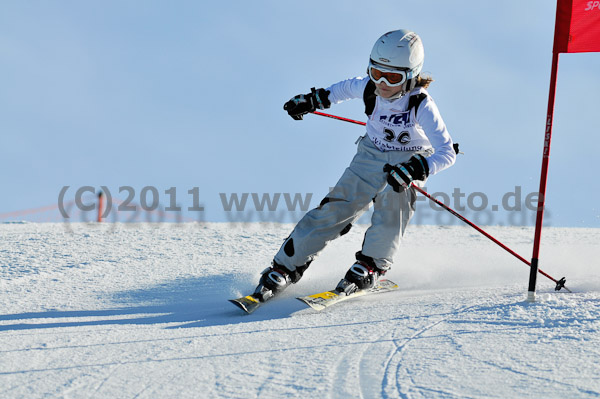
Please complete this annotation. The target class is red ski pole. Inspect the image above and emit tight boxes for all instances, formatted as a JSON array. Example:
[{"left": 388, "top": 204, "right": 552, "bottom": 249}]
[
  {"left": 312, "top": 110, "right": 368, "bottom": 126},
  {"left": 310, "top": 111, "right": 570, "bottom": 292}
]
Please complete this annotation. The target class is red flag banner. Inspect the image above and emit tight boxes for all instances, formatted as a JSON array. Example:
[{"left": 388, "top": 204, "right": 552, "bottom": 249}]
[{"left": 554, "top": 0, "right": 600, "bottom": 53}]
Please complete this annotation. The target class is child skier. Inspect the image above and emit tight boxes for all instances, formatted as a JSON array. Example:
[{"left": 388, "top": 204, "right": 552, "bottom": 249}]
[{"left": 253, "top": 29, "right": 456, "bottom": 301}]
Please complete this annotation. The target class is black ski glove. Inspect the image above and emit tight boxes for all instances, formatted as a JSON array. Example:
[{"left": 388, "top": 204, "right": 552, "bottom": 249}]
[
  {"left": 383, "top": 154, "right": 430, "bottom": 192},
  {"left": 283, "top": 87, "right": 331, "bottom": 120}
]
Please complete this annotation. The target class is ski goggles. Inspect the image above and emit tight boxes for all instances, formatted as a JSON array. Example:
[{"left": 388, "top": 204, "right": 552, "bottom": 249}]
[{"left": 368, "top": 61, "right": 409, "bottom": 87}]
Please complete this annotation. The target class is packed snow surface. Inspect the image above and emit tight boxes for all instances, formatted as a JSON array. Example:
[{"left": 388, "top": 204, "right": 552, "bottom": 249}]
[{"left": 1, "top": 222, "right": 599, "bottom": 398}]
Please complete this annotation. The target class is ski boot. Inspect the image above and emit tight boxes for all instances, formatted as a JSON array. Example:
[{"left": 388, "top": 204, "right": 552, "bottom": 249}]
[
  {"left": 253, "top": 262, "right": 307, "bottom": 302},
  {"left": 336, "top": 253, "right": 387, "bottom": 296}
]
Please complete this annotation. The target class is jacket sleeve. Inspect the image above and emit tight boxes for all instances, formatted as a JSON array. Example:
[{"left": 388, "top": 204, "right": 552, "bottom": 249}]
[
  {"left": 416, "top": 96, "right": 456, "bottom": 176},
  {"left": 326, "top": 76, "right": 370, "bottom": 104}
]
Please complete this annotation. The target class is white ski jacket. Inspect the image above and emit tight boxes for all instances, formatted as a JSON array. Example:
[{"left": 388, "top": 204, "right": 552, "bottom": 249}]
[{"left": 326, "top": 76, "right": 456, "bottom": 176}]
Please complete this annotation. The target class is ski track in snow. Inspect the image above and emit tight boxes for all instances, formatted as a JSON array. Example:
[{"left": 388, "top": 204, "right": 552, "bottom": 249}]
[
  {"left": 0, "top": 222, "right": 599, "bottom": 398},
  {"left": 384, "top": 304, "right": 475, "bottom": 399}
]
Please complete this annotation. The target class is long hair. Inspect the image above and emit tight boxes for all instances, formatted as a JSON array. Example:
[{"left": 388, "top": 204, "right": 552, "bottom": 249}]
[{"left": 415, "top": 74, "right": 434, "bottom": 89}]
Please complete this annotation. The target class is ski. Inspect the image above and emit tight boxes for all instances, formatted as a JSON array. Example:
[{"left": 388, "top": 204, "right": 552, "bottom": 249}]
[
  {"left": 229, "top": 295, "right": 262, "bottom": 314},
  {"left": 297, "top": 279, "right": 399, "bottom": 311},
  {"left": 230, "top": 279, "right": 399, "bottom": 314}
]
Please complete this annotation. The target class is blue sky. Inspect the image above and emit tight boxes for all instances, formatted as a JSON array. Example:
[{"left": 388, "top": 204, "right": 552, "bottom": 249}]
[{"left": 1, "top": 0, "right": 599, "bottom": 227}]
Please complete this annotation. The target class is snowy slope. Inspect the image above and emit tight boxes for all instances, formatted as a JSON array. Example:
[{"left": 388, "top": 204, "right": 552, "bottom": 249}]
[{"left": 1, "top": 222, "right": 599, "bottom": 398}]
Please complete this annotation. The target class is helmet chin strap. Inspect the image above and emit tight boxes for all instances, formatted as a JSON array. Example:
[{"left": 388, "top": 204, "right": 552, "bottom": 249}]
[
  {"left": 374, "top": 86, "right": 406, "bottom": 99},
  {"left": 405, "top": 75, "right": 419, "bottom": 91}
]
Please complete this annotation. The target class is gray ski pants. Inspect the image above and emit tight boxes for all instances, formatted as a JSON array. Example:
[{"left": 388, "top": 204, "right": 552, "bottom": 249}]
[{"left": 274, "top": 135, "right": 425, "bottom": 272}]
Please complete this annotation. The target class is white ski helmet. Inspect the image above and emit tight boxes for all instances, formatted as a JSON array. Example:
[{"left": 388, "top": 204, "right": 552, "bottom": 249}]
[{"left": 369, "top": 29, "right": 424, "bottom": 91}]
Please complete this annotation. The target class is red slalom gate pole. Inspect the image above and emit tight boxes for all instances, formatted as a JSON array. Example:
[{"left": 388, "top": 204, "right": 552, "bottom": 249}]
[
  {"left": 97, "top": 191, "right": 104, "bottom": 222},
  {"left": 310, "top": 110, "right": 570, "bottom": 292},
  {"left": 529, "top": 52, "right": 561, "bottom": 301}
]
